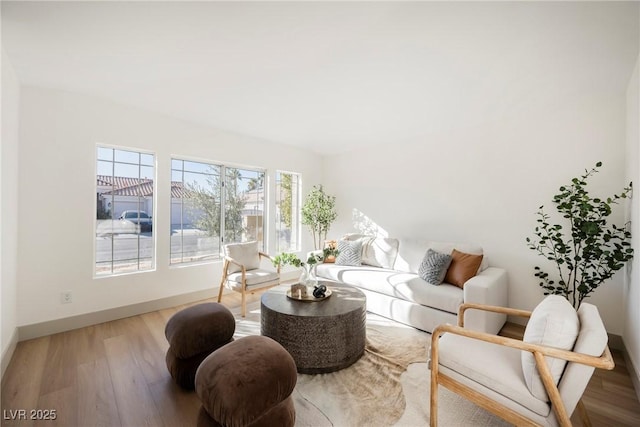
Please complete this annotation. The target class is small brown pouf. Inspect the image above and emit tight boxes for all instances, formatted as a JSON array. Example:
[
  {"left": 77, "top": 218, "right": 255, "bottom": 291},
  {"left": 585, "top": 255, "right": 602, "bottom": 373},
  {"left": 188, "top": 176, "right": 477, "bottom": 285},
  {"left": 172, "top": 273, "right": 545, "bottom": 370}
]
[
  {"left": 165, "top": 303, "right": 235, "bottom": 389},
  {"left": 195, "top": 335, "right": 297, "bottom": 427}
]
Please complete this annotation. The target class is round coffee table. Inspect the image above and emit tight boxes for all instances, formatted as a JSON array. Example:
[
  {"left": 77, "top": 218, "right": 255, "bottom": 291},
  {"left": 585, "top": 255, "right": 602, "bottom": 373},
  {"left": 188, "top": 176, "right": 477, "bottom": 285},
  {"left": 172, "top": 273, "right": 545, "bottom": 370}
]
[{"left": 261, "top": 281, "right": 366, "bottom": 374}]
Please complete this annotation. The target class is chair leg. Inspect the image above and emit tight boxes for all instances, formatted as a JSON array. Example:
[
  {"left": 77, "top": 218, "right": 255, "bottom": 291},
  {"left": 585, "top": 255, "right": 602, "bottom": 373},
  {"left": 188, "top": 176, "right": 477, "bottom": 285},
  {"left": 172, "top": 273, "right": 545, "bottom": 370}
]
[
  {"left": 239, "top": 268, "right": 248, "bottom": 317},
  {"left": 576, "top": 399, "right": 592, "bottom": 427},
  {"left": 430, "top": 374, "right": 438, "bottom": 426},
  {"left": 241, "top": 287, "right": 247, "bottom": 318},
  {"left": 218, "top": 260, "right": 228, "bottom": 303}
]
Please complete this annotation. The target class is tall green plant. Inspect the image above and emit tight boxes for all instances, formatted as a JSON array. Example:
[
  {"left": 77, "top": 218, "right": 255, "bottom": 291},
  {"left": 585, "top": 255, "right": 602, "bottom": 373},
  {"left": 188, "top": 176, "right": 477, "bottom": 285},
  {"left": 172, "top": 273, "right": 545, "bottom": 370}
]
[
  {"left": 301, "top": 185, "right": 338, "bottom": 250},
  {"left": 526, "top": 162, "right": 633, "bottom": 309}
]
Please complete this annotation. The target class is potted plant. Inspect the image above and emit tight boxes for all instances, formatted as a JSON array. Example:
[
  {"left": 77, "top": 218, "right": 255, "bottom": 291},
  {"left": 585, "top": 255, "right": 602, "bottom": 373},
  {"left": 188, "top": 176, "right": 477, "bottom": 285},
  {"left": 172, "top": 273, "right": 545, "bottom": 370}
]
[
  {"left": 302, "top": 185, "right": 338, "bottom": 250},
  {"left": 272, "top": 252, "right": 325, "bottom": 287},
  {"left": 526, "top": 162, "right": 634, "bottom": 309},
  {"left": 323, "top": 240, "right": 339, "bottom": 263}
]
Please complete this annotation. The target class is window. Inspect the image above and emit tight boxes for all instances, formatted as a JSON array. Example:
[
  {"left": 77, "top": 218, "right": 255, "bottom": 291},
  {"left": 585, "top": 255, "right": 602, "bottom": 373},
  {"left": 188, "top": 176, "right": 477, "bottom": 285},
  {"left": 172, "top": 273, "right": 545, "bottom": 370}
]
[
  {"left": 171, "top": 159, "right": 266, "bottom": 264},
  {"left": 225, "top": 167, "right": 265, "bottom": 246},
  {"left": 96, "top": 147, "right": 155, "bottom": 275},
  {"left": 275, "top": 171, "right": 301, "bottom": 252},
  {"left": 170, "top": 159, "right": 221, "bottom": 264}
]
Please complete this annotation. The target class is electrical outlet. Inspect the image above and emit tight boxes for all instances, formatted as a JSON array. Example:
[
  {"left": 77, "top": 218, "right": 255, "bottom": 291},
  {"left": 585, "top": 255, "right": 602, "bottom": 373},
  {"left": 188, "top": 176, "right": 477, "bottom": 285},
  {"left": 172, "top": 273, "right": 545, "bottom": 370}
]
[{"left": 61, "top": 291, "right": 72, "bottom": 304}]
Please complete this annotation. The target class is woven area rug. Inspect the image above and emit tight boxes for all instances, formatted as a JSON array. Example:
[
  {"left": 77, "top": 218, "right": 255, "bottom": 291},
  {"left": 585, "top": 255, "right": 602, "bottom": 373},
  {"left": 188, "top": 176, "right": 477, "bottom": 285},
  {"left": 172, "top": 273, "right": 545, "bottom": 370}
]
[{"left": 232, "top": 302, "right": 509, "bottom": 426}]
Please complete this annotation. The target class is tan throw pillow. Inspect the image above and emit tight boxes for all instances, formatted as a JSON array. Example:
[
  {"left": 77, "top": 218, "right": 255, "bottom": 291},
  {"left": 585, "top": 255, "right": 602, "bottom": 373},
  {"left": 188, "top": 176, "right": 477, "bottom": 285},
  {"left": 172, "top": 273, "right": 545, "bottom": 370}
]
[{"left": 444, "top": 249, "right": 484, "bottom": 288}]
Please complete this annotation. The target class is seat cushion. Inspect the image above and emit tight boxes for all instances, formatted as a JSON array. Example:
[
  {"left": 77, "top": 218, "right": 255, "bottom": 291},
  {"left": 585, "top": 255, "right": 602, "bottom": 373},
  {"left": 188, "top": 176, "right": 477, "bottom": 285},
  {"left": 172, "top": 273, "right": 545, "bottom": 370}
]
[
  {"left": 316, "top": 264, "right": 463, "bottom": 314},
  {"left": 522, "top": 295, "right": 579, "bottom": 402},
  {"left": 225, "top": 241, "right": 261, "bottom": 273},
  {"left": 226, "top": 270, "right": 279, "bottom": 290},
  {"left": 438, "top": 333, "right": 551, "bottom": 417},
  {"left": 165, "top": 303, "right": 236, "bottom": 359}
]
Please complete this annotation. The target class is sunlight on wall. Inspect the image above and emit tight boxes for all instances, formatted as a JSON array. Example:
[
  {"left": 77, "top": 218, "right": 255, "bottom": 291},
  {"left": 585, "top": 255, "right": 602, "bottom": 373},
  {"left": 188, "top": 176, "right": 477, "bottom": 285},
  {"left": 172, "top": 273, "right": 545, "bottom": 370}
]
[
  {"left": 351, "top": 208, "right": 415, "bottom": 272},
  {"left": 352, "top": 208, "right": 389, "bottom": 237}
]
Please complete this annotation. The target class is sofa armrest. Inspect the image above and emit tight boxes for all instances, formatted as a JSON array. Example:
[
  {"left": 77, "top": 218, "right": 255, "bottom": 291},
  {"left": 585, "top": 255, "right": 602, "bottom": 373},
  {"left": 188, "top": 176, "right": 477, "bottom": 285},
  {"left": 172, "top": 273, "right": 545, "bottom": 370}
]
[{"left": 462, "top": 267, "right": 508, "bottom": 334}]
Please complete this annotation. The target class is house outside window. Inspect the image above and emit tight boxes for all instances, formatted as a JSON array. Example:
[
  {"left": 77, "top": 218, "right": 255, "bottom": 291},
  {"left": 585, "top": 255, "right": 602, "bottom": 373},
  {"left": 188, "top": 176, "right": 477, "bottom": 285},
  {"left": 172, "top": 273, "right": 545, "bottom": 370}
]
[
  {"left": 171, "top": 159, "right": 266, "bottom": 265},
  {"left": 170, "top": 159, "right": 221, "bottom": 264},
  {"left": 96, "top": 147, "right": 155, "bottom": 275},
  {"left": 275, "top": 171, "right": 301, "bottom": 252}
]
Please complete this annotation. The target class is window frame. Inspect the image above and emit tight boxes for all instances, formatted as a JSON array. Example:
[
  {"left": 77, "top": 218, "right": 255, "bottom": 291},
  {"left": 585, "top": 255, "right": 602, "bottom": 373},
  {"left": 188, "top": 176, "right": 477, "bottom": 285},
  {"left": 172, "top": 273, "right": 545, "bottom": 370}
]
[
  {"left": 94, "top": 144, "right": 157, "bottom": 278},
  {"left": 275, "top": 170, "right": 302, "bottom": 253},
  {"left": 169, "top": 156, "right": 267, "bottom": 266}
]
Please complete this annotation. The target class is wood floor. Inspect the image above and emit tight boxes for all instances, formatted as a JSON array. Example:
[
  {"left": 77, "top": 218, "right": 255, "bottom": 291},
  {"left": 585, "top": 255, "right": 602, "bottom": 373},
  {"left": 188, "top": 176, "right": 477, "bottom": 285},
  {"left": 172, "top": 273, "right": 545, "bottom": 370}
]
[{"left": 2, "top": 291, "right": 640, "bottom": 426}]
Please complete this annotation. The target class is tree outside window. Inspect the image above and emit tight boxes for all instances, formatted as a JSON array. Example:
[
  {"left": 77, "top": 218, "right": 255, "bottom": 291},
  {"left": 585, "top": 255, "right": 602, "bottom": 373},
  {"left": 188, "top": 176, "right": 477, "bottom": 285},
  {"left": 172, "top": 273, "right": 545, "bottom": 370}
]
[
  {"left": 171, "top": 160, "right": 266, "bottom": 264},
  {"left": 276, "top": 171, "right": 301, "bottom": 252}
]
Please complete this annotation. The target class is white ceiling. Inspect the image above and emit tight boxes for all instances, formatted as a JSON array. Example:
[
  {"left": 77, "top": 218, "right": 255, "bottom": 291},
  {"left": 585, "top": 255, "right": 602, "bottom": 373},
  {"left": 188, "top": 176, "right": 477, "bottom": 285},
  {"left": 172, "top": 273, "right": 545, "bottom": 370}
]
[{"left": 2, "top": 1, "right": 638, "bottom": 155}]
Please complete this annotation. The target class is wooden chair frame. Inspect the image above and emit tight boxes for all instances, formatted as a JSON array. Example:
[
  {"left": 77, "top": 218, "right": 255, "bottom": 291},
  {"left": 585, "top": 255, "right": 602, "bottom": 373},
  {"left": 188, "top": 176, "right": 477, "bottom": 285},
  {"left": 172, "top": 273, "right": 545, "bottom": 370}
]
[
  {"left": 430, "top": 303, "right": 615, "bottom": 427},
  {"left": 217, "top": 252, "right": 280, "bottom": 317}
]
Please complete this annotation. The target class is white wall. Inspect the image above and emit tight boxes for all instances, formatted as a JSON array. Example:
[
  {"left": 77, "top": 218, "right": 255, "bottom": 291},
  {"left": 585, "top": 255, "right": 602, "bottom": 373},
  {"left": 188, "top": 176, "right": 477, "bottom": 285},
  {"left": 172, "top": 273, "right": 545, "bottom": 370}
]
[
  {"left": 17, "top": 86, "right": 322, "bottom": 327},
  {"left": 1, "top": 47, "right": 20, "bottom": 372},
  {"left": 323, "top": 90, "right": 629, "bottom": 334},
  {"left": 625, "top": 54, "right": 640, "bottom": 382}
]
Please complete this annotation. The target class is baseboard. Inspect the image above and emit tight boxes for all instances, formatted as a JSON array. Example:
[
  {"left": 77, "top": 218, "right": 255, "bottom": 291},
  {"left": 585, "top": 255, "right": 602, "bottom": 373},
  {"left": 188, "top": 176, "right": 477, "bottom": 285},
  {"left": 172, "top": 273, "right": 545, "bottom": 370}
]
[
  {"left": 622, "top": 341, "right": 640, "bottom": 403},
  {"left": 18, "top": 288, "right": 215, "bottom": 341},
  {"left": 1, "top": 328, "right": 19, "bottom": 382},
  {"left": 608, "top": 332, "right": 624, "bottom": 352},
  {"left": 17, "top": 273, "right": 300, "bottom": 342}
]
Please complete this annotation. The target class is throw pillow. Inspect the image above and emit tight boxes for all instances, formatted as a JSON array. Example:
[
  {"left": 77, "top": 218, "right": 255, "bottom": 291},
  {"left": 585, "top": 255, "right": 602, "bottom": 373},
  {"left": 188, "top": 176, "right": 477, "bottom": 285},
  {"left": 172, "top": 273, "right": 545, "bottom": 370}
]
[
  {"left": 521, "top": 295, "right": 580, "bottom": 402},
  {"left": 428, "top": 242, "right": 488, "bottom": 272},
  {"left": 443, "top": 249, "right": 484, "bottom": 288},
  {"left": 418, "top": 249, "right": 452, "bottom": 285},
  {"left": 362, "top": 237, "right": 400, "bottom": 269},
  {"left": 224, "top": 241, "right": 261, "bottom": 273},
  {"left": 335, "top": 239, "right": 363, "bottom": 266}
]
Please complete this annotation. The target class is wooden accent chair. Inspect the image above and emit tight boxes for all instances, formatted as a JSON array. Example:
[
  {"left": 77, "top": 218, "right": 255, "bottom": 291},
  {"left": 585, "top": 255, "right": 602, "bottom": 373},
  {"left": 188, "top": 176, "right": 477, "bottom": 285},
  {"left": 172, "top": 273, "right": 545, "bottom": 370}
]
[
  {"left": 429, "top": 296, "right": 614, "bottom": 427},
  {"left": 217, "top": 241, "right": 280, "bottom": 317}
]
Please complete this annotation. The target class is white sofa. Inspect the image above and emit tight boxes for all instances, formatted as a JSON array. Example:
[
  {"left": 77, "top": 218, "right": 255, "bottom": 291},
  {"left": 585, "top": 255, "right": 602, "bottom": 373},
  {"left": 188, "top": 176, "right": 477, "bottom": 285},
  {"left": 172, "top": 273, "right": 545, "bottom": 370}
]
[{"left": 314, "top": 235, "right": 508, "bottom": 334}]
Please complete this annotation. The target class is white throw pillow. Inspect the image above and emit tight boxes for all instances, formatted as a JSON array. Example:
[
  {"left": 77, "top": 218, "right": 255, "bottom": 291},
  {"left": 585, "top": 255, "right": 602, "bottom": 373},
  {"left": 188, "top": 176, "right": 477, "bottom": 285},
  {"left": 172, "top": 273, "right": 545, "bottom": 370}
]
[
  {"left": 342, "top": 233, "right": 399, "bottom": 269},
  {"left": 362, "top": 237, "right": 400, "bottom": 269},
  {"left": 521, "top": 295, "right": 579, "bottom": 401},
  {"left": 224, "top": 241, "right": 261, "bottom": 273}
]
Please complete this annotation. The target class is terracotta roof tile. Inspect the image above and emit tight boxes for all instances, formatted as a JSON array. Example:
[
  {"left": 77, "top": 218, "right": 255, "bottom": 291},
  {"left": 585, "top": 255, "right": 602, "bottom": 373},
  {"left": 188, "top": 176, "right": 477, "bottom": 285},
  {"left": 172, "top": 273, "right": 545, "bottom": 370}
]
[{"left": 97, "top": 175, "right": 188, "bottom": 198}]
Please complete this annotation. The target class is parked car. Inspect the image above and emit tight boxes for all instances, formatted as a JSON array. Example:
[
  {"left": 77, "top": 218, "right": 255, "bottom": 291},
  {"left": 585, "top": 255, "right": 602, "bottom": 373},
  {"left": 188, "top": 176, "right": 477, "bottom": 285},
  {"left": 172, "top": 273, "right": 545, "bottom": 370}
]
[{"left": 119, "top": 210, "right": 153, "bottom": 232}]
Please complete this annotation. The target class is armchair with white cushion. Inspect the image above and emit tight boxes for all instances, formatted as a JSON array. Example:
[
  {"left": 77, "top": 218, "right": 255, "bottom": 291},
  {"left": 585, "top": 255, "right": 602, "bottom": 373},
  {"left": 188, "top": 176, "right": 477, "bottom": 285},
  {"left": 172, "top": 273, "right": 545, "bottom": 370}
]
[
  {"left": 429, "top": 295, "right": 614, "bottom": 427},
  {"left": 217, "top": 241, "right": 280, "bottom": 317}
]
